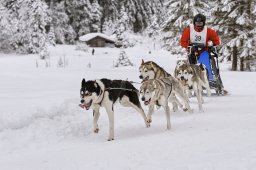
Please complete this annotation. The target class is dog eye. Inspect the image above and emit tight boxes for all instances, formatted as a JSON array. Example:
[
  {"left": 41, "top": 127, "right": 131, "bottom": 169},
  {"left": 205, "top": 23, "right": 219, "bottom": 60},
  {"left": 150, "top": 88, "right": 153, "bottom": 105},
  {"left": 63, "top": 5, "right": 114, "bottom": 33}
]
[
  {"left": 85, "top": 92, "right": 92, "bottom": 96},
  {"left": 145, "top": 70, "right": 148, "bottom": 73}
]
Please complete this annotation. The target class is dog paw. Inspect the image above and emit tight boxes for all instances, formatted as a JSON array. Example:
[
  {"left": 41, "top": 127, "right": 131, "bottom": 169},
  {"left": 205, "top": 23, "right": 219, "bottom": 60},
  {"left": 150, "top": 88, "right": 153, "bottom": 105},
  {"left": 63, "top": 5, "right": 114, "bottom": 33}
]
[
  {"left": 183, "top": 108, "right": 188, "bottom": 112},
  {"left": 147, "top": 118, "right": 152, "bottom": 123},
  {"left": 94, "top": 128, "right": 99, "bottom": 133},
  {"left": 107, "top": 138, "right": 114, "bottom": 141}
]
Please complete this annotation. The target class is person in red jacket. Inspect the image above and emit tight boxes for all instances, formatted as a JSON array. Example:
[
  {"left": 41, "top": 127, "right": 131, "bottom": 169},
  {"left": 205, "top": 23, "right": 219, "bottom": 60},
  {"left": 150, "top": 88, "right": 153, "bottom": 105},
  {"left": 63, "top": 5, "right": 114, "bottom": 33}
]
[
  {"left": 180, "top": 14, "right": 227, "bottom": 95},
  {"left": 181, "top": 13, "right": 221, "bottom": 64}
]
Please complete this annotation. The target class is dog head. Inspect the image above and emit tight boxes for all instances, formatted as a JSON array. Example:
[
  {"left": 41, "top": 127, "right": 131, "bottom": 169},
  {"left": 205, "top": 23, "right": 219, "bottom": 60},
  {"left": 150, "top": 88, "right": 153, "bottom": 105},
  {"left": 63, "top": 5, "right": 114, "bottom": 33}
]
[
  {"left": 139, "top": 59, "right": 156, "bottom": 81},
  {"left": 176, "top": 66, "right": 193, "bottom": 82},
  {"left": 79, "top": 79, "right": 102, "bottom": 110},
  {"left": 140, "top": 80, "right": 156, "bottom": 106}
]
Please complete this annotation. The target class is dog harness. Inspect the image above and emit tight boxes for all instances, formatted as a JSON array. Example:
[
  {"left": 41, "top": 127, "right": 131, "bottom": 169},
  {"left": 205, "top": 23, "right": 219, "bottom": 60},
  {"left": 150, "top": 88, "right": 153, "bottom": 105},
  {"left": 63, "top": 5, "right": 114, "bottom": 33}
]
[{"left": 190, "top": 24, "right": 207, "bottom": 45}]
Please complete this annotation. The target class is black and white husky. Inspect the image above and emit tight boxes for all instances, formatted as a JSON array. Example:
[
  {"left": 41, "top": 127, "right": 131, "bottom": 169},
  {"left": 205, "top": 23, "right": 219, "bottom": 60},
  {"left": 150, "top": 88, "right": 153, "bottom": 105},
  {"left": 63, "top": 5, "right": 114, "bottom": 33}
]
[{"left": 79, "top": 78, "right": 150, "bottom": 141}]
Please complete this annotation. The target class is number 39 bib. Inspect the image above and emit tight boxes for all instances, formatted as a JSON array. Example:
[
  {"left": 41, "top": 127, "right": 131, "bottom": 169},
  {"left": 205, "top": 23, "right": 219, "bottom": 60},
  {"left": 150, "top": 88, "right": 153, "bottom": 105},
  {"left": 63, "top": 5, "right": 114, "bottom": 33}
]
[{"left": 190, "top": 24, "right": 207, "bottom": 45}]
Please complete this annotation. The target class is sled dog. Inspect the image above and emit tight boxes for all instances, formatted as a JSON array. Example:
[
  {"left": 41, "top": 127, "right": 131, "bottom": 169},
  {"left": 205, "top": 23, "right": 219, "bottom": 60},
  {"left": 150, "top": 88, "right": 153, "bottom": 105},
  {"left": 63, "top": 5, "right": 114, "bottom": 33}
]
[
  {"left": 79, "top": 78, "right": 150, "bottom": 141},
  {"left": 140, "top": 77, "right": 191, "bottom": 129},
  {"left": 139, "top": 59, "right": 191, "bottom": 112},
  {"left": 175, "top": 60, "right": 211, "bottom": 96},
  {"left": 175, "top": 62, "right": 210, "bottom": 111}
]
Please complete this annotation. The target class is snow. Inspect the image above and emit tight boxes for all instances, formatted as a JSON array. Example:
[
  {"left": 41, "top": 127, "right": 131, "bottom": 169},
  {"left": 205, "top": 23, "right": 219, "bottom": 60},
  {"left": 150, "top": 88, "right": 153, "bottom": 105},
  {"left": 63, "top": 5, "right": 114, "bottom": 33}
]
[
  {"left": 1, "top": 40, "right": 256, "bottom": 170},
  {"left": 79, "top": 33, "right": 115, "bottom": 42}
]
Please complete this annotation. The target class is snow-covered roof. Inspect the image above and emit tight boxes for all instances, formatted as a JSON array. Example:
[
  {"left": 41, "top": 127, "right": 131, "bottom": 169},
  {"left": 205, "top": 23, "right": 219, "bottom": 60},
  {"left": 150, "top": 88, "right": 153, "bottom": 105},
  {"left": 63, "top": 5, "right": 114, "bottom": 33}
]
[{"left": 79, "top": 33, "right": 115, "bottom": 42}]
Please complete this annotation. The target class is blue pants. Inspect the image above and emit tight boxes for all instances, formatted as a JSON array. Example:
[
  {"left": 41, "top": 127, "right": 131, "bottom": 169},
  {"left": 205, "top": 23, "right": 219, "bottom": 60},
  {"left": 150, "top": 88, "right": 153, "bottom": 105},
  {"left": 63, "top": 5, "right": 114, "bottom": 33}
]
[{"left": 197, "top": 51, "right": 213, "bottom": 80}]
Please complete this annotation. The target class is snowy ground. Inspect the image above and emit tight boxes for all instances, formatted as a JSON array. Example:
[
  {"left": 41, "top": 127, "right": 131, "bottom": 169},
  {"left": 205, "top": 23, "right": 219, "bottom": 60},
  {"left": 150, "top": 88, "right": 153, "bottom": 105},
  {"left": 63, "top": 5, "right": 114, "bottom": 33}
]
[{"left": 0, "top": 40, "right": 256, "bottom": 170}]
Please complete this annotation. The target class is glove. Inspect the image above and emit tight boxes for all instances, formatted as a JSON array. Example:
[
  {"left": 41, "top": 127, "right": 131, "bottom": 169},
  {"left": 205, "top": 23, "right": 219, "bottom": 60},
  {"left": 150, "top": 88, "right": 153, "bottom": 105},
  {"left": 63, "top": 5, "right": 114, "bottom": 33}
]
[{"left": 209, "top": 46, "right": 218, "bottom": 53}]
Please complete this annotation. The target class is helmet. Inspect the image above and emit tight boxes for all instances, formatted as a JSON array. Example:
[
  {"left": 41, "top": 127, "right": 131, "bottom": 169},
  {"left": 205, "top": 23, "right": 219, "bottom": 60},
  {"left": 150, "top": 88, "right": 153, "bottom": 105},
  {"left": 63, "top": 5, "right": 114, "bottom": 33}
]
[{"left": 193, "top": 14, "right": 206, "bottom": 30}]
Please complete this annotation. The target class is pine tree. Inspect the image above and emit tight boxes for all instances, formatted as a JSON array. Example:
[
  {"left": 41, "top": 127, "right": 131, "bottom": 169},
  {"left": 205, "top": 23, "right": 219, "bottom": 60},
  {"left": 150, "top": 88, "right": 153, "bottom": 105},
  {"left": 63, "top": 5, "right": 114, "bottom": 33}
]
[
  {"left": 114, "top": 5, "right": 130, "bottom": 47},
  {"left": 115, "top": 50, "right": 134, "bottom": 67},
  {"left": 90, "top": 0, "right": 102, "bottom": 32},
  {"left": 64, "top": 0, "right": 91, "bottom": 39},
  {"left": 47, "top": 25, "right": 56, "bottom": 46},
  {"left": 51, "top": 1, "right": 76, "bottom": 44}
]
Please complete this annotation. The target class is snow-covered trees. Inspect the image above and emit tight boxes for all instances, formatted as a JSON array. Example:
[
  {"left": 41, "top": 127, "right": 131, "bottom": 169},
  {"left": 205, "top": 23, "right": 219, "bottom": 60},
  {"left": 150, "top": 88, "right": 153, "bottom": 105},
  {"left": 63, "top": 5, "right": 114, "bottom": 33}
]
[
  {"left": 50, "top": 1, "right": 76, "bottom": 44},
  {"left": 211, "top": 0, "right": 256, "bottom": 71},
  {"left": 91, "top": 0, "right": 102, "bottom": 32},
  {"left": 161, "top": 0, "right": 211, "bottom": 53},
  {"left": 0, "top": 0, "right": 51, "bottom": 53},
  {"left": 0, "top": 1, "right": 13, "bottom": 51},
  {"left": 12, "top": 0, "right": 51, "bottom": 53}
]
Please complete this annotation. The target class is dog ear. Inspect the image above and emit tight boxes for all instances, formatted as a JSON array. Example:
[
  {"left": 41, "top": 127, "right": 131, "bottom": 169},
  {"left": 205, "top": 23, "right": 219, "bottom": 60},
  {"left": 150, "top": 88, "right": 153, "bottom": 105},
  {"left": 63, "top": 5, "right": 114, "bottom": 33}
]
[
  {"left": 82, "top": 79, "right": 86, "bottom": 86},
  {"left": 149, "top": 61, "right": 154, "bottom": 69},
  {"left": 141, "top": 59, "right": 144, "bottom": 64}
]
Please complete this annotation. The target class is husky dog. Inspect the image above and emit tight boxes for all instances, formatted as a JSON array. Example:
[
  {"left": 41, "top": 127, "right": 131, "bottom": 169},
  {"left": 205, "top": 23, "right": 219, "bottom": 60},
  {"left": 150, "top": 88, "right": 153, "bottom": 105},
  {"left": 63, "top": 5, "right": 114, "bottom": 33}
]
[
  {"left": 140, "top": 77, "right": 191, "bottom": 129},
  {"left": 175, "top": 62, "right": 211, "bottom": 111},
  {"left": 139, "top": 59, "right": 191, "bottom": 112},
  {"left": 79, "top": 78, "right": 150, "bottom": 141},
  {"left": 175, "top": 60, "right": 211, "bottom": 97}
]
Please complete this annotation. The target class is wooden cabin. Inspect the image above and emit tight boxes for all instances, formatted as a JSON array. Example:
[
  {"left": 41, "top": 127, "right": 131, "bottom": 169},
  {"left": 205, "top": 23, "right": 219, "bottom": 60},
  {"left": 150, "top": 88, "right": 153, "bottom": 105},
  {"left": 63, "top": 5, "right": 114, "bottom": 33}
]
[{"left": 79, "top": 33, "right": 115, "bottom": 47}]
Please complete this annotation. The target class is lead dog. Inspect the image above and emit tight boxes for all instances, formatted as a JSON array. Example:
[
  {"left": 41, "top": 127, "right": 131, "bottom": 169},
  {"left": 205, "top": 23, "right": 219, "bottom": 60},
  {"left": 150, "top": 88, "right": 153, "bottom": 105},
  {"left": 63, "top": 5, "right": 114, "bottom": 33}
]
[
  {"left": 79, "top": 78, "right": 150, "bottom": 141},
  {"left": 139, "top": 59, "right": 191, "bottom": 112},
  {"left": 140, "top": 77, "right": 191, "bottom": 129}
]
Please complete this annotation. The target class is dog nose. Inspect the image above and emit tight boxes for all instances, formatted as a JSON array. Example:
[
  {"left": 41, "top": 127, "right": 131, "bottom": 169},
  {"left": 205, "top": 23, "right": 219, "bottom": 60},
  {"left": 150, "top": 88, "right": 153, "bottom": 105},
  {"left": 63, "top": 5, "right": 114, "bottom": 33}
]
[
  {"left": 80, "top": 99, "right": 85, "bottom": 103},
  {"left": 181, "top": 76, "right": 185, "bottom": 80},
  {"left": 139, "top": 75, "right": 143, "bottom": 79},
  {"left": 141, "top": 97, "right": 145, "bottom": 101}
]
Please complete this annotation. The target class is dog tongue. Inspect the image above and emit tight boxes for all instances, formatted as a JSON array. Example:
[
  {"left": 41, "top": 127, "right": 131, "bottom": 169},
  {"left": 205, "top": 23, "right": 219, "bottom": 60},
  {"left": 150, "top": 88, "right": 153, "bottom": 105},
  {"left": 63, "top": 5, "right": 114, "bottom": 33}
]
[{"left": 79, "top": 104, "right": 85, "bottom": 109}]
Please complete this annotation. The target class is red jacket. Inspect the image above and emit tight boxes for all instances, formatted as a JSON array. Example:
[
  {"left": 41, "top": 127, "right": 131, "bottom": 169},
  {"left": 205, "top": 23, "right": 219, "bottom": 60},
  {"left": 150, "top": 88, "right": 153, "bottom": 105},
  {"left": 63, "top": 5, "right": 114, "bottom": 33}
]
[{"left": 180, "top": 25, "right": 221, "bottom": 48}]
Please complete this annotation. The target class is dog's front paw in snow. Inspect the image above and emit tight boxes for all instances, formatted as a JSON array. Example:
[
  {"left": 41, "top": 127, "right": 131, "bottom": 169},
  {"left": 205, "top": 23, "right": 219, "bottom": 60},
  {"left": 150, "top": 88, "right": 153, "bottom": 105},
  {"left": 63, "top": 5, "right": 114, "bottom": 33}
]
[
  {"left": 146, "top": 117, "right": 152, "bottom": 123},
  {"left": 145, "top": 122, "right": 150, "bottom": 128},
  {"left": 94, "top": 128, "right": 99, "bottom": 133}
]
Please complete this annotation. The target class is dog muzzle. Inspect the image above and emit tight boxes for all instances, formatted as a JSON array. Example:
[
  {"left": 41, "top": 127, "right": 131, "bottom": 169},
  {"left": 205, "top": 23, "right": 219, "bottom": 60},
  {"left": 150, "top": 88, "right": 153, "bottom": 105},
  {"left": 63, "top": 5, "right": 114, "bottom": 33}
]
[{"left": 79, "top": 99, "right": 92, "bottom": 110}]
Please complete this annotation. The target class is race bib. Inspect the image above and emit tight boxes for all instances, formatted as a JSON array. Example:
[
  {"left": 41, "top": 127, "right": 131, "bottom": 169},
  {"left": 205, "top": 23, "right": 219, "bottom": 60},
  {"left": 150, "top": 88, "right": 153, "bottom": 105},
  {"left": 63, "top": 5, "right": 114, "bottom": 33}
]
[{"left": 190, "top": 24, "right": 207, "bottom": 45}]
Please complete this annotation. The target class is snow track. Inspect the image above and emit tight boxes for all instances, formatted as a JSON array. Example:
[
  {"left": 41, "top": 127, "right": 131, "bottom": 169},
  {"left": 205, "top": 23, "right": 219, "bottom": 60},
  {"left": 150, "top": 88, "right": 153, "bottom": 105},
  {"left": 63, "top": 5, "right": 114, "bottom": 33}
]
[{"left": 1, "top": 44, "right": 256, "bottom": 170}]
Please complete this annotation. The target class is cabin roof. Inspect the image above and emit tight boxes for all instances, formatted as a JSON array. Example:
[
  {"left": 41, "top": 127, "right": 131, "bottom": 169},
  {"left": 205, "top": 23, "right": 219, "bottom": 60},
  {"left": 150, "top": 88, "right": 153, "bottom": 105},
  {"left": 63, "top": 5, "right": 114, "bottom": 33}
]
[{"left": 79, "top": 33, "right": 115, "bottom": 43}]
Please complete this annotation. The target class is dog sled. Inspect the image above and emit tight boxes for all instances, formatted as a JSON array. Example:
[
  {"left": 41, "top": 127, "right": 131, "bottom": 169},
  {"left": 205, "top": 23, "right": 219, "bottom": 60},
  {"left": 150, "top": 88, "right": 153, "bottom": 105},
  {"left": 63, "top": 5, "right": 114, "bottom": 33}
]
[{"left": 187, "top": 43, "right": 228, "bottom": 95}]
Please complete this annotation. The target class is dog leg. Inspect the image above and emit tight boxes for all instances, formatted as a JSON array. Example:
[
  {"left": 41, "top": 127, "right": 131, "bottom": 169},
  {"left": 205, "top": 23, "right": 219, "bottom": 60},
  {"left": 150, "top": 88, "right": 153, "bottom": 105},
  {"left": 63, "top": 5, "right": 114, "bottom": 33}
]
[
  {"left": 169, "top": 94, "right": 181, "bottom": 112},
  {"left": 203, "top": 74, "right": 211, "bottom": 97},
  {"left": 133, "top": 105, "right": 150, "bottom": 128},
  {"left": 105, "top": 105, "right": 114, "bottom": 141},
  {"left": 120, "top": 96, "right": 150, "bottom": 127},
  {"left": 174, "top": 88, "right": 192, "bottom": 113},
  {"left": 147, "top": 104, "right": 154, "bottom": 123},
  {"left": 93, "top": 106, "right": 100, "bottom": 133},
  {"left": 193, "top": 83, "right": 203, "bottom": 111},
  {"left": 163, "top": 102, "right": 171, "bottom": 130},
  {"left": 206, "top": 86, "right": 211, "bottom": 97}
]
